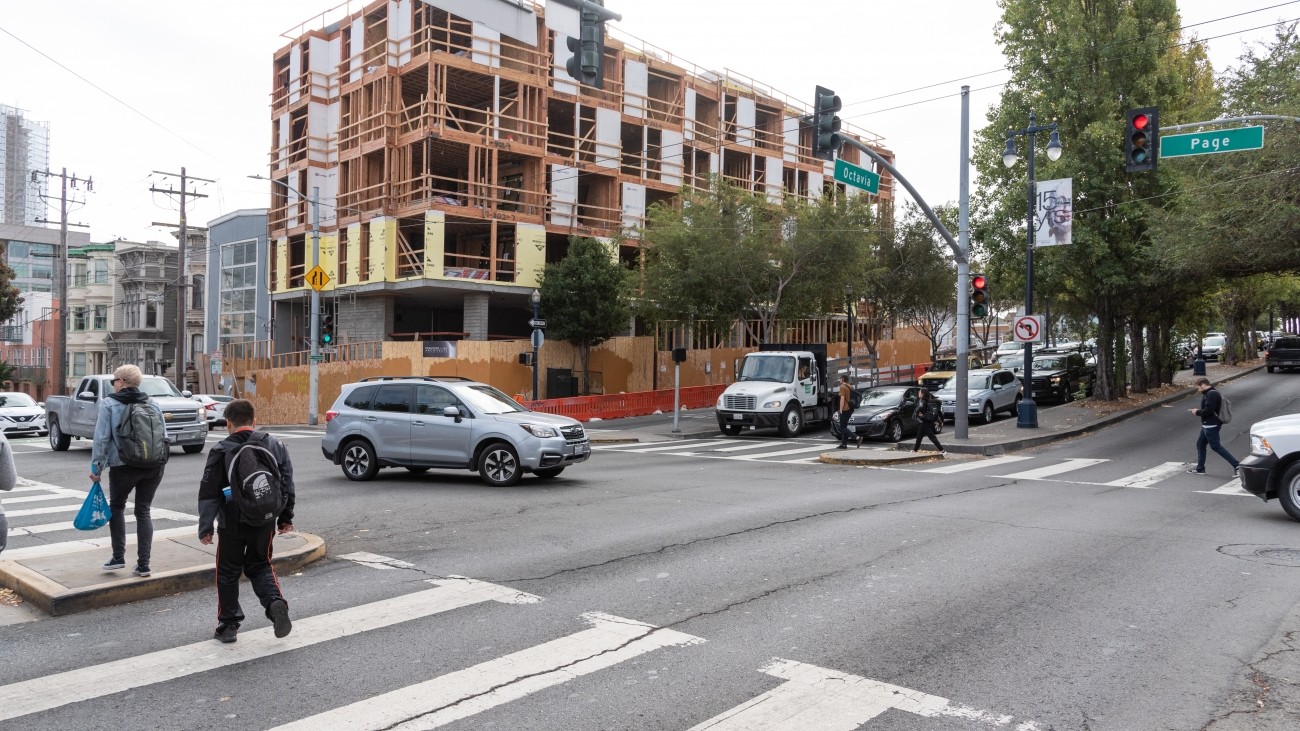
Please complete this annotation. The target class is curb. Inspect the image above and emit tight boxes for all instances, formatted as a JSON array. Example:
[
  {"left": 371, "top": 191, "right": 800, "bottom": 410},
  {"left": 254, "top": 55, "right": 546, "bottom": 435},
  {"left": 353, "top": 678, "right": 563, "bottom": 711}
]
[
  {"left": 818, "top": 451, "right": 944, "bottom": 466},
  {"left": 0, "top": 533, "right": 327, "bottom": 616}
]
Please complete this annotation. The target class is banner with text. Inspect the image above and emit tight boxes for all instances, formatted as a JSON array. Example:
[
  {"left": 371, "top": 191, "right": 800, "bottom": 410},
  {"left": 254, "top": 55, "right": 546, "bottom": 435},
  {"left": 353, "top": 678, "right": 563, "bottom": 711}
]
[{"left": 1034, "top": 178, "right": 1073, "bottom": 248}]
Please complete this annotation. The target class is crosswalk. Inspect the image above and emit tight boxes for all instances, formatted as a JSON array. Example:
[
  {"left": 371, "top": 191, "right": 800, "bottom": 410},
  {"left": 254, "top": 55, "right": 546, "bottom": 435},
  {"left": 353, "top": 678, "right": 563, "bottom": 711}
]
[
  {"left": 594, "top": 437, "right": 878, "bottom": 464},
  {"left": 0, "top": 478, "right": 198, "bottom": 560},
  {"left": 0, "top": 555, "right": 1045, "bottom": 730},
  {"left": 3, "top": 428, "right": 323, "bottom": 454}
]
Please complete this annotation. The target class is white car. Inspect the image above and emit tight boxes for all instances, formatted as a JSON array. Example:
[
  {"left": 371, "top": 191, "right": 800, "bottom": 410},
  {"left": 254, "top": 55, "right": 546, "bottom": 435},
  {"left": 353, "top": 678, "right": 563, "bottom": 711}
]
[
  {"left": 191, "top": 394, "right": 234, "bottom": 426},
  {"left": 936, "top": 368, "right": 1023, "bottom": 425},
  {"left": 0, "top": 391, "right": 48, "bottom": 437}
]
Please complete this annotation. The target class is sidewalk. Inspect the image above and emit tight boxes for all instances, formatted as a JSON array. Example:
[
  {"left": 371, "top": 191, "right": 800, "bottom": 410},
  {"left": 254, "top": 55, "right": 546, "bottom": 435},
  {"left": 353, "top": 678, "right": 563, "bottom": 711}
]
[{"left": 586, "top": 360, "right": 1265, "bottom": 466}]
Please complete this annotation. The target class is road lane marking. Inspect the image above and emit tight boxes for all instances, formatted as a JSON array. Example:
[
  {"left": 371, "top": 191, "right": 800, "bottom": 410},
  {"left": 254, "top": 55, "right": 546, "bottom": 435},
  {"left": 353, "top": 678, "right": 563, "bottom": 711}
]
[
  {"left": 338, "top": 552, "right": 416, "bottom": 570},
  {"left": 5, "top": 514, "right": 192, "bottom": 537},
  {"left": 597, "top": 439, "right": 735, "bottom": 453},
  {"left": 998, "top": 458, "right": 1109, "bottom": 480},
  {"left": 0, "top": 577, "right": 542, "bottom": 723},
  {"left": 923, "top": 455, "right": 1034, "bottom": 474},
  {"left": 710, "top": 441, "right": 790, "bottom": 452},
  {"left": 1198, "top": 479, "right": 1252, "bottom": 495},
  {"left": 272, "top": 612, "right": 703, "bottom": 731},
  {"left": 1102, "top": 462, "right": 1187, "bottom": 489},
  {"left": 0, "top": 526, "right": 198, "bottom": 560},
  {"left": 688, "top": 658, "right": 1041, "bottom": 730}
]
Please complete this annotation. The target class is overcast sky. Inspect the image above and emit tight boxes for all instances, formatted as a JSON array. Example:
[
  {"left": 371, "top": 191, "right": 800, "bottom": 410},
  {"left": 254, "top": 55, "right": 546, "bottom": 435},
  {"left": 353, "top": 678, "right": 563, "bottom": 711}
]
[{"left": 0, "top": 0, "right": 1289, "bottom": 244}]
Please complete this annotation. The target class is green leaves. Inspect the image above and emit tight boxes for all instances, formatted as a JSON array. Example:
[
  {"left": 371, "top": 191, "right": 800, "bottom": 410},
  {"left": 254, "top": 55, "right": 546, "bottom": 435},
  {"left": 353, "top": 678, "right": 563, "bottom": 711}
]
[{"left": 539, "top": 236, "right": 631, "bottom": 351}]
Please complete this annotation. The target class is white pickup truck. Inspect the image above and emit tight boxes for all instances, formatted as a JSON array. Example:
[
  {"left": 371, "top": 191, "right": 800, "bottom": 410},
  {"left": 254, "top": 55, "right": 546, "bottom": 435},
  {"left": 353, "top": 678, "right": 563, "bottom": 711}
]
[
  {"left": 715, "top": 345, "right": 835, "bottom": 437},
  {"left": 44, "top": 374, "right": 209, "bottom": 454},
  {"left": 1239, "top": 414, "right": 1300, "bottom": 521}
]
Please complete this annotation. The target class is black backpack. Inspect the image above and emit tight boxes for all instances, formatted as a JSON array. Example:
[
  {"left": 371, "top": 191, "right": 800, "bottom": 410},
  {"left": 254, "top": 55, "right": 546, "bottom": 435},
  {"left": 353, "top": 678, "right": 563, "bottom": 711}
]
[
  {"left": 849, "top": 388, "right": 863, "bottom": 410},
  {"left": 226, "top": 435, "right": 286, "bottom": 527},
  {"left": 116, "top": 401, "right": 169, "bottom": 468}
]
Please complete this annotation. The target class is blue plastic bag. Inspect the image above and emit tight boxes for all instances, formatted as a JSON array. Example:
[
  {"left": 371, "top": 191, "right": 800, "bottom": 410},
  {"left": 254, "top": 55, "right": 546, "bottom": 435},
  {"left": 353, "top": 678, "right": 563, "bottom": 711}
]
[{"left": 73, "top": 483, "right": 111, "bottom": 531}]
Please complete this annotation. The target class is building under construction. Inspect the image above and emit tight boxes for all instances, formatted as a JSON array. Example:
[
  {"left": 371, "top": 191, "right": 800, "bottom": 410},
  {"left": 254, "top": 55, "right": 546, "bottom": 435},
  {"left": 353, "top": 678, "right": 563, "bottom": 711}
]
[{"left": 267, "top": 0, "right": 894, "bottom": 350}]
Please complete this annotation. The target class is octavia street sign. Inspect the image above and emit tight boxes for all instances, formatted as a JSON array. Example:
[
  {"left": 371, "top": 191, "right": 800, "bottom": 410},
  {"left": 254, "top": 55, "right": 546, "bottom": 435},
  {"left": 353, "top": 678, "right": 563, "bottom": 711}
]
[{"left": 833, "top": 159, "right": 880, "bottom": 195}]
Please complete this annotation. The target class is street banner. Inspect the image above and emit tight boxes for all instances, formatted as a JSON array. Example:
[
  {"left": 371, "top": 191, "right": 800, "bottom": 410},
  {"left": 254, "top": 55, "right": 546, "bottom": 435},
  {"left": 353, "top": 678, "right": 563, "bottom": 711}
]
[{"left": 1034, "top": 178, "right": 1072, "bottom": 248}]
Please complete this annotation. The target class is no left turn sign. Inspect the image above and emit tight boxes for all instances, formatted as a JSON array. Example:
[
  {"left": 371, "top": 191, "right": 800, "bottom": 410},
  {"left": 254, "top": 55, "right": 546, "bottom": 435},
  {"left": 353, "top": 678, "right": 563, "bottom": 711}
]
[{"left": 1013, "top": 315, "right": 1044, "bottom": 343}]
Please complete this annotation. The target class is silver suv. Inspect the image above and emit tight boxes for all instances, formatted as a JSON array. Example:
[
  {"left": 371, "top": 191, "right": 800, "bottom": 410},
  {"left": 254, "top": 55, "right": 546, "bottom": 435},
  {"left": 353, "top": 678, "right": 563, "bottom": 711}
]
[
  {"left": 936, "top": 368, "right": 1023, "bottom": 424},
  {"left": 322, "top": 376, "right": 590, "bottom": 486}
]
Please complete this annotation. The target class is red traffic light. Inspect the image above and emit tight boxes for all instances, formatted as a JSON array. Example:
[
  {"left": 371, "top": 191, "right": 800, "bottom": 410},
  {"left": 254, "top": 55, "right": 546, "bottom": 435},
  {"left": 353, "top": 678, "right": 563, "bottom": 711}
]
[
  {"left": 1131, "top": 113, "right": 1150, "bottom": 131},
  {"left": 971, "top": 275, "right": 987, "bottom": 290}
]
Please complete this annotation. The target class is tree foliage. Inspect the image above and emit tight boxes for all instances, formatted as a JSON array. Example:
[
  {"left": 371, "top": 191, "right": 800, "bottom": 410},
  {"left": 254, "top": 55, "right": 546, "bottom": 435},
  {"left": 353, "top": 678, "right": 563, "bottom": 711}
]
[{"left": 539, "top": 236, "right": 632, "bottom": 394}]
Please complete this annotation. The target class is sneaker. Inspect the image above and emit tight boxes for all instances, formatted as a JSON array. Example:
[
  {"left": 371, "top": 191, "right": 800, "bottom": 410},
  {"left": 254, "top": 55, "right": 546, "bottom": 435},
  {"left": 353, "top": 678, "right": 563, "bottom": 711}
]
[
  {"left": 132, "top": 565, "right": 151, "bottom": 577},
  {"left": 1186, "top": 468, "right": 1206, "bottom": 475},
  {"left": 836, "top": 444, "right": 848, "bottom": 450},
  {"left": 940, "top": 451, "right": 947, "bottom": 457},
  {"left": 214, "top": 624, "right": 238, "bottom": 643},
  {"left": 102, "top": 557, "right": 126, "bottom": 571},
  {"left": 1234, "top": 467, "right": 1240, "bottom": 478},
  {"left": 269, "top": 599, "right": 292, "bottom": 638}
]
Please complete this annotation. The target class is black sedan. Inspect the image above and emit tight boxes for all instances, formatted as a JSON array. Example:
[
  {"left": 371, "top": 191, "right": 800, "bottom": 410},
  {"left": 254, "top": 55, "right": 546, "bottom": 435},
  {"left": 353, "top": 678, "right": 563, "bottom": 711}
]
[{"left": 829, "top": 386, "right": 939, "bottom": 443}]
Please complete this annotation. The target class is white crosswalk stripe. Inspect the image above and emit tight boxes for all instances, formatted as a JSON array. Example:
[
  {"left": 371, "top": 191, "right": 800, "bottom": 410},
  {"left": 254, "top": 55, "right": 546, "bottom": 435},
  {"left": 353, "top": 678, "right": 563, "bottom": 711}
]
[
  {"left": 923, "top": 455, "right": 1034, "bottom": 474},
  {"left": 997, "top": 458, "right": 1110, "bottom": 480},
  {"left": 594, "top": 438, "right": 854, "bottom": 464},
  {"left": 1198, "top": 479, "right": 1252, "bottom": 495},
  {"left": 1102, "top": 462, "right": 1187, "bottom": 489}
]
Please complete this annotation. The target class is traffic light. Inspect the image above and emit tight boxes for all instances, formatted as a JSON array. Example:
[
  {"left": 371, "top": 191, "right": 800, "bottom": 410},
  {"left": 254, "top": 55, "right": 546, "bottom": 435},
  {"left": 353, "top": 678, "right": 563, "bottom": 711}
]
[
  {"left": 565, "top": 1, "right": 608, "bottom": 88},
  {"left": 970, "top": 274, "right": 989, "bottom": 318},
  {"left": 321, "top": 314, "right": 335, "bottom": 347},
  {"left": 812, "top": 85, "right": 843, "bottom": 160},
  {"left": 1125, "top": 106, "right": 1159, "bottom": 172}
]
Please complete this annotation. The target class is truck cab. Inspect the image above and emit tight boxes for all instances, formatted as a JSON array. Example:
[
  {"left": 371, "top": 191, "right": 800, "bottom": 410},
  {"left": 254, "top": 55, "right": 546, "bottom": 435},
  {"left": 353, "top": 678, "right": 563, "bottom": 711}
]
[
  {"left": 716, "top": 346, "right": 834, "bottom": 437},
  {"left": 1239, "top": 414, "right": 1300, "bottom": 521},
  {"left": 45, "top": 374, "right": 209, "bottom": 454}
]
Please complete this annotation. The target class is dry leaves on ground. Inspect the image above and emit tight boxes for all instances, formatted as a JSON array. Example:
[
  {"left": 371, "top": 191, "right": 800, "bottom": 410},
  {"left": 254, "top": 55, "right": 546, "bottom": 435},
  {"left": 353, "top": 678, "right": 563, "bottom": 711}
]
[
  {"left": 1068, "top": 384, "right": 1187, "bottom": 417},
  {"left": 0, "top": 588, "right": 22, "bottom": 607}
]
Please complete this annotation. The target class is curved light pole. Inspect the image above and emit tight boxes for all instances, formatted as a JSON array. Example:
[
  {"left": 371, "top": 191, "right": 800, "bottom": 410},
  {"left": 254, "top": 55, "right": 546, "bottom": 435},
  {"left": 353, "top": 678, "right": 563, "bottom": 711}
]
[{"left": 1002, "top": 111, "right": 1062, "bottom": 429}]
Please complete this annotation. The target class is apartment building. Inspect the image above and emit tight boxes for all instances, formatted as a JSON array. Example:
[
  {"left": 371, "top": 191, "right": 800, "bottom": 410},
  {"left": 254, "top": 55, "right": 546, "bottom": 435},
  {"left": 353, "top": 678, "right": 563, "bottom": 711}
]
[
  {"left": 267, "top": 0, "right": 895, "bottom": 349},
  {"left": 65, "top": 242, "right": 115, "bottom": 387},
  {"left": 0, "top": 105, "right": 50, "bottom": 227},
  {"left": 106, "top": 240, "right": 179, "bottom": 378},
  {"left": 0, "top": 291, "right": 56, "bottom": 399}
]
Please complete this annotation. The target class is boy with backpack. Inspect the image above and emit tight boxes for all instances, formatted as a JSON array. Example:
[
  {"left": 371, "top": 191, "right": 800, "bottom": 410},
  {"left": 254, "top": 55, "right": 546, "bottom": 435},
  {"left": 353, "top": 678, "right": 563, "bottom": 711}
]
[
  {"left": 1187, "top": 377, "right": 1239, "bottom": 477},
  {"left": 197, "top": 399, "right": 296, "bottom": 644},
  {"left": 90, "top": 364, "right": 168, "bottom": 578}
]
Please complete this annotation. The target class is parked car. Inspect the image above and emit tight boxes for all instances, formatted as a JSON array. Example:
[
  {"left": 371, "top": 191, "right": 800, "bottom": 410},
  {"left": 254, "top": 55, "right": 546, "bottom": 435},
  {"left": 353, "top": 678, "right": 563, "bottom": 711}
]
[
  {"left": 828, "top": 385, "right": 941, "bottom": 443},
  {"left": 936, "top": 368, "right": 1022, "bottom": 424},
  {"left": 191, "top": 393, "right": 234, "bottom": 425},
  {"left": 1239, "top": 414, "right": 1300, "bottom": 521},
  {"left": 322, "top": 375, "right": 590, "bottom": 486},
  {"left": 1201, "top": 335, "right": 1226, "bottom": 361},
  {"left": 1265, "top": 337, "right": 1300, "bottom": 373},
  {"left": 1019, "top": 348, "right": 1097, "bottom": 403},
  {"left": 0, "top": 391, "right": 47, "bottom": 437},
  {"left": 919, "top": 354, "right": 984, "bottom": 391}
]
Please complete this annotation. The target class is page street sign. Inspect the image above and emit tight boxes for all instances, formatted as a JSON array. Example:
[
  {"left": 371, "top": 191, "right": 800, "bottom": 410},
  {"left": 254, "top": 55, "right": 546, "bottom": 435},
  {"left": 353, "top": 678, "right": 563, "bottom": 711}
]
[
  {"left": 1160, "top": 126, "right": 1264, "bottom": 158},
  {"left": 833, "top": 159, "right": 880, "bottom": 195}
]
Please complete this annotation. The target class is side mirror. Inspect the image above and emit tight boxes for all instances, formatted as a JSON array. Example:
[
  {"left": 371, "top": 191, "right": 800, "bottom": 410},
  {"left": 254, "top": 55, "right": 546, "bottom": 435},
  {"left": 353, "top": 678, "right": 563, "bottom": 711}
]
[
  {"left": 181, "top": 390, "right": 193, "bottom": 398},
  {"left": 78, "top": 391, "right": 96, "bottom": 401},
  {"left": 442, "top": 405, "right": 463, "bottom": 422},
  {"left": 37, "top": 401, "right": 44, "bottom": 408}
]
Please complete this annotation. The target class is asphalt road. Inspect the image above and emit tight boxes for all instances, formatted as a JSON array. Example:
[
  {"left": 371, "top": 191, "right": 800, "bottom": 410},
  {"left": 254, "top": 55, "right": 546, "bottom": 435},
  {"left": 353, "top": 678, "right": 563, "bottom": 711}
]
[{"left": 3, "top": 370, "right": 1299, "bottom": 729}]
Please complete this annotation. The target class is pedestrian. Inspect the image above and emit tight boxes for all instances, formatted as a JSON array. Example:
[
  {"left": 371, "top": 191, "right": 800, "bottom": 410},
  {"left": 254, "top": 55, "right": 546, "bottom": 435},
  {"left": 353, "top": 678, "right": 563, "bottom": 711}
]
[
  {"left": 836, "top": 374, "right": 853, "bottom": 449},
  {"left": 1187, "top": 377, "right": 1239, "bottom": 476},
  {"left": 911, "top": 388, "right": 946, "bottom": 456},
  {"left": 198, "top": 399, "right": 296, "bottom": 644},
  {"left": 0, "top": 432, "right": 17, "bottom": 556},
  {"left": 91, "top": 364, "right": 167, "bottom": 577}
]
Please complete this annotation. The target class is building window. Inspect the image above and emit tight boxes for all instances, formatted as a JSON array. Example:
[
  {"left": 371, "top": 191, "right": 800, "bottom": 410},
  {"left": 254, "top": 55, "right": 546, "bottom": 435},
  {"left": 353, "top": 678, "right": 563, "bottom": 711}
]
[
  {"left": 93, "top": 304, "right": 107, "bottom": 330},
  {"left": 72, "top": 307, "right": 87, "bottom": 331},
  {"left": 73, "top": 352, "right": 86, "bottom": 377},
  {"left": 145, "top": 302, "right": 158, "bottom": 329},
  {"left": 93, "top": 259, "right": 109, "bottom": 284},
  {"left": 191, "top": 333, "right": 204, "bottom": 358},
  {"left": 192, "top": 274, "right": 204, "bottom": 310},
  {"left": 220, "top": 239, "right": 258, "bottom": 344},
  {"left": 126, "top": 299, "right": 140, "bottom": 329}
]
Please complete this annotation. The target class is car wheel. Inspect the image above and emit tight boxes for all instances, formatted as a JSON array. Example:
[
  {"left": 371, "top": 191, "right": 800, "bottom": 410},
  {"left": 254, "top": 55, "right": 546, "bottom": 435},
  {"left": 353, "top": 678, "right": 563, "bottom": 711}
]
[
  {"left": 341, "top": 440, "right": 380, "bottom": 481},
  {"left": 721, "top": 424, "right": 742, "bottom": 436},
  {"left": 183, "top": 444, "right": 204, "bottom": 454},
  {"left": 887, "top": 419, "right": 903, "bottom": 442},
  {"left": 478, "top": 442, "right": 522, "bottom": 487},
  {"left": 981, "top": 402, "right": 995, "bottom": 424},
  {"left": 1063, "top": 381, "right": 1074, "bottom": 403},
  {"left": 534, "top": 467, "right": 565, "bottom": 479},
  {"left": 49, "top": 417, "right": 71, "bottom": 451},
  {"left": 405, "top": 466, "right": 431, "bottom": 474},
  {"left": 1268, "top": 366, "right": 1275, "bottom": 373},
  {"left": 778, "top": 403, "right": 803, "bottom": 438},
  {"left": 1279, "top": 462, "right": 1300, "bottom": 522},
  {"left": 1009, "top": 395, "right": 1023, "bottom": 415}
]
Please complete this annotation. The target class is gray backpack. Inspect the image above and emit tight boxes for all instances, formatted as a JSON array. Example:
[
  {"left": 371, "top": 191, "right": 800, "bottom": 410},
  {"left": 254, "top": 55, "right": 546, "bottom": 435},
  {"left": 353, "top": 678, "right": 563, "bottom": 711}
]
[
  {"left": 1218, "top": 392, "right": 1233, "bottom": 425},
  {"left": 116, "top": 401, "right": 169, "bottom": 468}
]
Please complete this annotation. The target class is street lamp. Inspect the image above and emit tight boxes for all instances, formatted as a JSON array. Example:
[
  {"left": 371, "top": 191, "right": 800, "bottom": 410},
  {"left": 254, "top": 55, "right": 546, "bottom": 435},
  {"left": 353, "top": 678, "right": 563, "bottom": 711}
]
[
  {"left": 844, "top": 284, "right": 854, "bottom": 373},
  {"left": 1002, "top": 111, "right": 1062, "bottom": 429},
  {"left": 530, "top": 288, "right": 542, "bottom": 401},
  {"left": 249, "top": 174, "right": 322, "bottom": 425}
]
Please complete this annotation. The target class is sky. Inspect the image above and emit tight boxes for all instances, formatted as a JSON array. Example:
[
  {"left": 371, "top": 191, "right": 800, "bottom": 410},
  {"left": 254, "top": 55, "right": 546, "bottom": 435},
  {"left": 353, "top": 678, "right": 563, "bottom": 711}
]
[{"left": 0, "top": 0, "right": 1291, "bottom": 244}]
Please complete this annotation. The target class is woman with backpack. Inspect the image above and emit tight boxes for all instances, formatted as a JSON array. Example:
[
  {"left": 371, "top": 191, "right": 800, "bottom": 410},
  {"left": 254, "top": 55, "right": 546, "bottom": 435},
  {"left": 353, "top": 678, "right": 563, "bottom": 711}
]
[
  {"left": 911, "top": 388, "right": 946, "bottom": 456},
  {"left": 89, "top": 364, "right": 167, "bottom": 578}
]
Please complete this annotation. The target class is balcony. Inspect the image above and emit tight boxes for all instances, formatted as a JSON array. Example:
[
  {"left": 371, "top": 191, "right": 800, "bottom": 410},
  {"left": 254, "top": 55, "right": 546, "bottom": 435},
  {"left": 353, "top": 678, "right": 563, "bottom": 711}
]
[{"left": 0, "top": 326, "right": 25, "bottom": 342}]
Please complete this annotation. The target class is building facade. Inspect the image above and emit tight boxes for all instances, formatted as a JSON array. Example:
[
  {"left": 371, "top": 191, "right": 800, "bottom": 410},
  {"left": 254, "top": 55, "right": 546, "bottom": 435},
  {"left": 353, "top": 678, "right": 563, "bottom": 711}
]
[
  {"left": 65, "top": 242, "right": 116, "bottom": 387},
  {"left": 106, "top": 240, "right": 178, "bottom": 378},
  {"left": 207, "top": 210, "right": 273, "bottom": 354},
  {"left": 0, "top": 291, "right": 55, "bottom": 399},
  {"left": 0, "top": 105, "right": 50, "bottom": 227},
  {"left": 267, "top": 0, "right": 895, "bottom": 351}
]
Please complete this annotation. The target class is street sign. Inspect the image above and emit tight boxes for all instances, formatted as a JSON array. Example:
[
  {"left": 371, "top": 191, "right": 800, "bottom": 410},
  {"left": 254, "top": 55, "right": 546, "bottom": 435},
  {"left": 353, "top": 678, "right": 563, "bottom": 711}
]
[
  {"left": 1013, "top": 315, "right": 1044, "bottom": 343},
  {"left": 310, "top": 354, "right": 324, "bottom": 362},
  {"left": 531, "top": 329, "right": 545, "bottom": 349},
  {"left": 1160, "top": 126, "right": 1264, "bottom": 158},
  {"left": 306, "top": 265, "right": 331, "bottom": 291},
  {"left": 528, "top": 318, "right": 548, "bottom": 329},
  {"left": 832, "top": 159, "right": 881, "bottom": 195}
]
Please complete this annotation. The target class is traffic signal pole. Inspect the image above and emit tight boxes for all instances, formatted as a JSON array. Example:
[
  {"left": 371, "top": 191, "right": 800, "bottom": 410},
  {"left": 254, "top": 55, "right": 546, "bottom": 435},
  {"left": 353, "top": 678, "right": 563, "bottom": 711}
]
[
  {"left": 308, "top": 185, "right": 320, "bottom": 426},
  {"left": 954, "top": 86, "right": 971, "bottom": 440}
]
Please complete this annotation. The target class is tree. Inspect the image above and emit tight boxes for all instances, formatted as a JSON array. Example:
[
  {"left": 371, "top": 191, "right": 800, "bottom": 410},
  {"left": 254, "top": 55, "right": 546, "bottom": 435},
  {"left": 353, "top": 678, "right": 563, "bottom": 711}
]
[
  {"left": 539, "top": 237, "right": 632, "bottom": 395},
  {"left": 894, "top": 205, "right": 957, "bottom": 357},
  {"left": 0, "top": 262, "right": 21, "bottom": 326}
]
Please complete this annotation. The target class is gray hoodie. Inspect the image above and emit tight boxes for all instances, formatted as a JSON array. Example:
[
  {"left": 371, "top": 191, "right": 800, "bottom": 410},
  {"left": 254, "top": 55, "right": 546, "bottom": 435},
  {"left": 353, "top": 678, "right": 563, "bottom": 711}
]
[{"left": 0, "top": 433, "right": 17, "bottom": 555}]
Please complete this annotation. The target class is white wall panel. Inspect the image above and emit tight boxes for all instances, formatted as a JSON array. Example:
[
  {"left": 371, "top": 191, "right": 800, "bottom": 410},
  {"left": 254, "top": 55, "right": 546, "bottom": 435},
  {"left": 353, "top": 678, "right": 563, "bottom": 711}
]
[
  {"left": 472, "top": 22, "right": 501, "bottom": 67},
  {"left": 661, "top": 130, "right": 683, "bottom": 186},
  {"left": 683, "top": 88, "right": 696, "bottom": 141},
  {"left": 623, "top": 60, "right": 648, "bottom": 118},
  {"left": 765, "top": 156, "right": 784, "bottom": 202},
  {"left": 621, "top": 182, "right": 646, "bottom": 234},
  {"left": 595, "top": 107, "right": 621, "bottom": 170},
  {"left": 736, "top": 97, "right": 756, "bottom": 147},
  {"left": 550, "top": 164, "right": 578, "bottom": 227}
]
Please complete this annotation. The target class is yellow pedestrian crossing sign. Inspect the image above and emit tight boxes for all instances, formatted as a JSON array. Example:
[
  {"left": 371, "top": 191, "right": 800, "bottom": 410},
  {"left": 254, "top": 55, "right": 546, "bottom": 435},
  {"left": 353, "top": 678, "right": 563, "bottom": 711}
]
[{"left": 306, "top": 265, "right": 331, "bottom": 291}]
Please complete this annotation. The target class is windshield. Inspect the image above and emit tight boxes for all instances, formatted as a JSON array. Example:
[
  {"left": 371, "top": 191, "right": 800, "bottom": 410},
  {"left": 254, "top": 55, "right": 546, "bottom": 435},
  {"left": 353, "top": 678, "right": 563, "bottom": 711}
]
[
  {"left": 459, "top": 384, "right": 527, "bottom": 415},
  {"left": 858, "top": 389, "right": 905, "bottom": 407},
  {"left": 932, "top": 359, "right": 958, "bottom": 370},
  {"left": 139, "top": 377, "right": 182, "bottom": 398},
  {"left": 1000, "top": 356, "right": 1024, "bottom": 370},
  {"left": 0, "top": 393, "right": 36, "bottom": 407},
  {"left": 738, "top": 355, "right": 795, "bottom": 383},
  {"left": 1034, "top": 357, "right": 1066, "bottom": 369},
  {"left": 1203, "top": 336, "right": 1225, "bottom": 347},
  {"left": 938, "top": 376, "right": 990, "bottom": 393}
]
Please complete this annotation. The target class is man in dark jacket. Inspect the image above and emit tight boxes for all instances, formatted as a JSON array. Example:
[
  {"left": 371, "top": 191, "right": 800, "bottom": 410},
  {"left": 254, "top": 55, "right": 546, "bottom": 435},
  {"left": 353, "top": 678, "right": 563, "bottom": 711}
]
[
  {"left": 1187, "top": 377, "right": 1240, "bottom": 477},
  {"left": 198, "top": 399, "right": 296, "bottom": 643}
]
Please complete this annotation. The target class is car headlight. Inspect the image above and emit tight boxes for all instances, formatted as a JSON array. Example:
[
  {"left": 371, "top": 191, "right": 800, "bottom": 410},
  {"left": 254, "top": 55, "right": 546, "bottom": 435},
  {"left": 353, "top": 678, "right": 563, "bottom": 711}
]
[
  {"left": 968, "top": 398, "right": 982, "bottom": 405},
  {"left": 519, "top": 423, "right": 559, "bottom": 438},
  {"left": 762, "top": 399, "right": 784, "bottom": 409},
  {"left": 1250, "top": 434, "right": 1272, "bottom": 457},
  {"left": 717, "top": 395, "right": 725, "bottom": 408},
  {"left": 1050, "top": 376, "right": 1062, "bottom": 384},
  {"left": 869, "top": 410, "right": 894, "bottom": 422}
]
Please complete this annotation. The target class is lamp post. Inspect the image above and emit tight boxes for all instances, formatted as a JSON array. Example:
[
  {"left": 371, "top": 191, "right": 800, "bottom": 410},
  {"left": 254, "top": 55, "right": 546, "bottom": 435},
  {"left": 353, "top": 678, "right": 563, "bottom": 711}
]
[
  {"left": 530, "top": 288, "right": 542, "bottom": 400},
  {"left": 250, "top": 174, "right": 321, "bottom": 425},
  {"left": 844, "top": 285, "right": 854, "bottom": 378},
  {"left": 1002, "top": 111, "right": 1062, "bottom": 429}
]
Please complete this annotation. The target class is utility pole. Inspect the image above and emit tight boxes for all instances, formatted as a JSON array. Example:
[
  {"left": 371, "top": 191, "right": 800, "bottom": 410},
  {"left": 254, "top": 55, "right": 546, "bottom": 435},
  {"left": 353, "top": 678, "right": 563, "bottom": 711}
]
[
  {"left": 151, "top": 168, "right": 212, "bottom": 391},
  {"left": 33, "top": 168, "right": 92, "bottom": 397}
]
